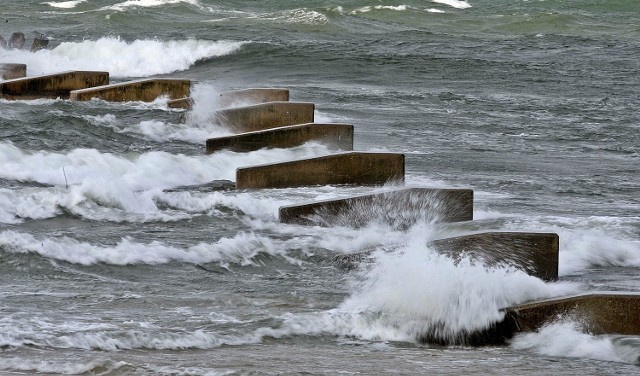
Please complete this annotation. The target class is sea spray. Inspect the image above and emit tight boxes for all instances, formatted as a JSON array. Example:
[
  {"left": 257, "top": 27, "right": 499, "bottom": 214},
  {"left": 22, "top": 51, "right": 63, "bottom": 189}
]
[
  {"left": 334, "top": 225, "right": 580, "bottom": 344},
  {"left": 0, "top": 37, "right": 247, "bottom": 77},
  {"left": 0, "top": 141, "right": 332, "bottom": 189},
  {"left": 0, "top": 230, "right": 299, "bottom": 266},
  {"left": 512, "top": 321, "right": 640, "bottom": 365}
]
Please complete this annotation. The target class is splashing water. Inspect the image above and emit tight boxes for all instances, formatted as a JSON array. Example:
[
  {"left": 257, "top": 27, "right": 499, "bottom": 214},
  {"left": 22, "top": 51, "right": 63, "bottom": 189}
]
[{"left": 0, "top": 37, "right": 247, "bottom": 78}]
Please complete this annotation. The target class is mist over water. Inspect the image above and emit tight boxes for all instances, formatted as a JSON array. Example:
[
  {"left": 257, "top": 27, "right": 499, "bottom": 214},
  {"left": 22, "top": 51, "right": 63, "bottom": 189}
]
[{"left": 1, "top": 0, "right": 639, "bottom": 374}]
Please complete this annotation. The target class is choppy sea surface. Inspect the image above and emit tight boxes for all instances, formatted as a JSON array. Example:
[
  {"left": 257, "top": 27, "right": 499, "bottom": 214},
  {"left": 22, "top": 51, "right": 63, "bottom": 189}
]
[{"left": 1, "top": 1, "right": 639, "bottom": 374}]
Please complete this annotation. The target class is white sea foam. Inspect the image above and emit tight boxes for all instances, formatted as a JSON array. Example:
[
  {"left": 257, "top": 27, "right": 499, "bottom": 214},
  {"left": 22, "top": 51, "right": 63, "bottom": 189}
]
[
  {"left": 0, "top": 141, "right": 330, "bottom": 189},
  {"left": 351, "top": 5, "right": 412, "bottom": 15},
  {"left": 0, "top": 358, "right": 129, "bottom": 374},
  {"left": 0, "top": 141, "right": 331, "bottom": 222},
  {"left": 559, "top": 228, "right": 640, "bottom": 275},
  {"left": 489, "top": 215, "right": 640, "bottom": 275},
  {"left": 336, "top": 236, "right": 578, "bottom": 342},
  {"left": 42, "top": 0, "right": 86, "bottom": 8},
  {"left": 432, "top": 0, "right": 472, "bottom": 9},
  {"left": 512, "top": 322, "right": 640, "bottom": 365},
  {"left": 243, "top": 226, "right": 582, "bottom": 344},
  {"left": 102, "top": 0, "right": 200, "bottom": 12},
  {"left": 0, "top": 230, "right": 303, "bottom": 266},
  {"left": 0, "top": 37, "right": 246, "bottom": 78}
]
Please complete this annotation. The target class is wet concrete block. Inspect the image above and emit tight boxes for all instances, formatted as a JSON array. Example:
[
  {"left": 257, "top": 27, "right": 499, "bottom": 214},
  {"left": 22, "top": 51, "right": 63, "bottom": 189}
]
[
  {"left": 494, "top": 292, "right": 640, "bottom": 339},
  {"left": 0, "top": 63, "right": 26, "bottom": 80},
  {"left": 205, "top": 123, "right": 353, "bottom": 154},
  {"left": 429, "top": 232, "right": 559, "bottom": 281},
  {"left": 236, "top": 152, "right": 404, "bottom": 189},
  {"left": 69, "top": 78, "right": 191, "bottom": 102},
  {"left": 213, "top": 101, "right": 315, "bottom": 133},
  {"left": 220, "top": 88, "right": 289, "bottom": 107},
  {"left": 165, "top": 88, "right": 290, "bottom": 111},
  {"left": 0, "top": 71, "right": 109, "bottom": 99},
  {"left": 279, "top": 187, "right": 473, "bottom": 227},
  {"left": 167, "top": 97, "right": 192, "bottom": 109},
  {"left": 334, "top": 232, "right": 559, "bottom": 282}
]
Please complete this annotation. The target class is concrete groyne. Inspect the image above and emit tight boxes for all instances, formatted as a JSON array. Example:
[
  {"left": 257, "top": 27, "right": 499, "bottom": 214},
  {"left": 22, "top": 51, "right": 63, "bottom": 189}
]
[
  {"left": 334, "top": 231, "right": 559, "bottom": 282},
  {"left": 0, "top": 71, "right": 109, "bottom": 99},
  {"left": 236, "top": 152, "right": 404, "bottom": 189},
  {"left": 0, "top": 67, "right": 634, "bottom": 347},
  {"left": 70, "top": 78, "right": 190, "bottom": 102},
  {"left": 498, "top": 292, "right": 640, "bottom": 336},
  {"left": 213, "top": 101, "right": 315, "bottom": 133},
  {"left": 167, "top": 88, "right": 290, "bottom": 110},
  {"left": 206, "top": 123, "right": 353, "bottom": 154},
  {"left": 279, "top": 187, "right": 473, "bottom": 227}
]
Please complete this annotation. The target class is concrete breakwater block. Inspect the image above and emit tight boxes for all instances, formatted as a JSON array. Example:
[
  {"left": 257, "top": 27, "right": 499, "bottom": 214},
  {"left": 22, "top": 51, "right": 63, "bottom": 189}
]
[
  {"left": 427, "top": 292, "right": 640, "bottom": 346},
  {"left": 0, "top": 63, "right": 27, "bottom": 80},
  {"left": 489, "top": 292, "right": 640, "bottom": 342},
  {"left": 236, "top": 152, "right": 404, "bottom": 189},
  {"left": 213, "top": 101, "right": 315, "bottom": 133},
  {"left": 0, "top": 71, "right": 109, "bottom": 99},
  {"left": 279, "top": 187, "right": 473, "bottom": 227},
  {"left": 334, "top": 232, "right": 559, "bottom": 282},
  {"left": 219, "top": 88, "right": 289, "bottom": 108},
  {"left": 429, "top": 232, "right": 559, "bottom": 281},
  {"left": 70, "top": 78, "right": 191, "bottom": 102},
  {"left": 166, "top": 88, "right": 290, "bottom": 110},
  {"left": 206, "top": 123, "right": 354, "bottom": 154}
]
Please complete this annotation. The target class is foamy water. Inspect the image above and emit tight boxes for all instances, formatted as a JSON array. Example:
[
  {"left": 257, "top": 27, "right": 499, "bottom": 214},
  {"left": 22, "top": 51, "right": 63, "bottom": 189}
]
[
  {"left": 0, "top": 37, "right": 247, "bottom": 77},
  {"left": 512, "top": 322, "right": 640, "bottom": 365}
]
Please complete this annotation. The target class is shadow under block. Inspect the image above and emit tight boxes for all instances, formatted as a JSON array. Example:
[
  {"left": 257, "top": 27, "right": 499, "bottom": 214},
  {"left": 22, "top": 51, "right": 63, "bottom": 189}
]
[
  {"left": 0, "top": 63, "right": 26, "bottom": 80},
  {"left": 206, "top": 123, "right": 354, "bottom": 154},
  {"left": 0, "top": 71, "right": 109, "bottom": 99},
  {"left": 496, "top": 292, "right": 640, "bottom": 337},
  {"left": 236, "top": 152, "right": 405, "bottom": 189},
  {"left": 334, "top": 232, "right": 558, "bottom": 281},
  {"left": 279, "top": 187, "right": 473, "bottom": 227},
  {"left": 213, "top": 101, "right": 315, "bottom": 133},
  {"left": 69, "top": 78, "right": 191, "bottom": 102}
]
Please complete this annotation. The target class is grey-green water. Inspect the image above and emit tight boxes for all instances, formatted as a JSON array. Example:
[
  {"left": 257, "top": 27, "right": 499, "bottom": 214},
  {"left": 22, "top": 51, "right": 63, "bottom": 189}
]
[{"left": 0, "top": 1, "right": 639, "bottom": 374}]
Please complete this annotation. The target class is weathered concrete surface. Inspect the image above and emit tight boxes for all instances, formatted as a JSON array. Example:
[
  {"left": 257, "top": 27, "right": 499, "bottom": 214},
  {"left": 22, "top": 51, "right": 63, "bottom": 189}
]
[
  {"left": 473, "top": 292, "right": 640, "bottom": 346},
  {"left": 280, "top": 187, "right": 473, "bottom": 228},
  {"left": 416, "top": 292, "right": 640, "bottom": 346},
  {"left": 0, "top": 63, "right": 27, "bottom": 80},
  {"left": 220, "top": 88, "right": 289, "bottom": 108},
  {"left": 165, "top": 88, "right": 290, "bottom": 111},
  {"left": 206, "top": 123, "right": 353, "bottom": 154},
  {"left": 167, "top": 97, "right": 192, "bottom": 109},
  {"left": 70, "top": 78, "right": 191, "bottom": 102},
  {"left": 335, "top": 232, "right": 558, "bottom": 281},
  {"left": 429, "top": 232, "right": 559, "bottom": 281},
  {"left": 0, "top": 71, "right": 109, "bottom": 99},
  {"left": 213, "top": 101, "right": 315, "bottom": 133},
  {"left": 236, "top": 152, "right": 404, "bottom": 189}
]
